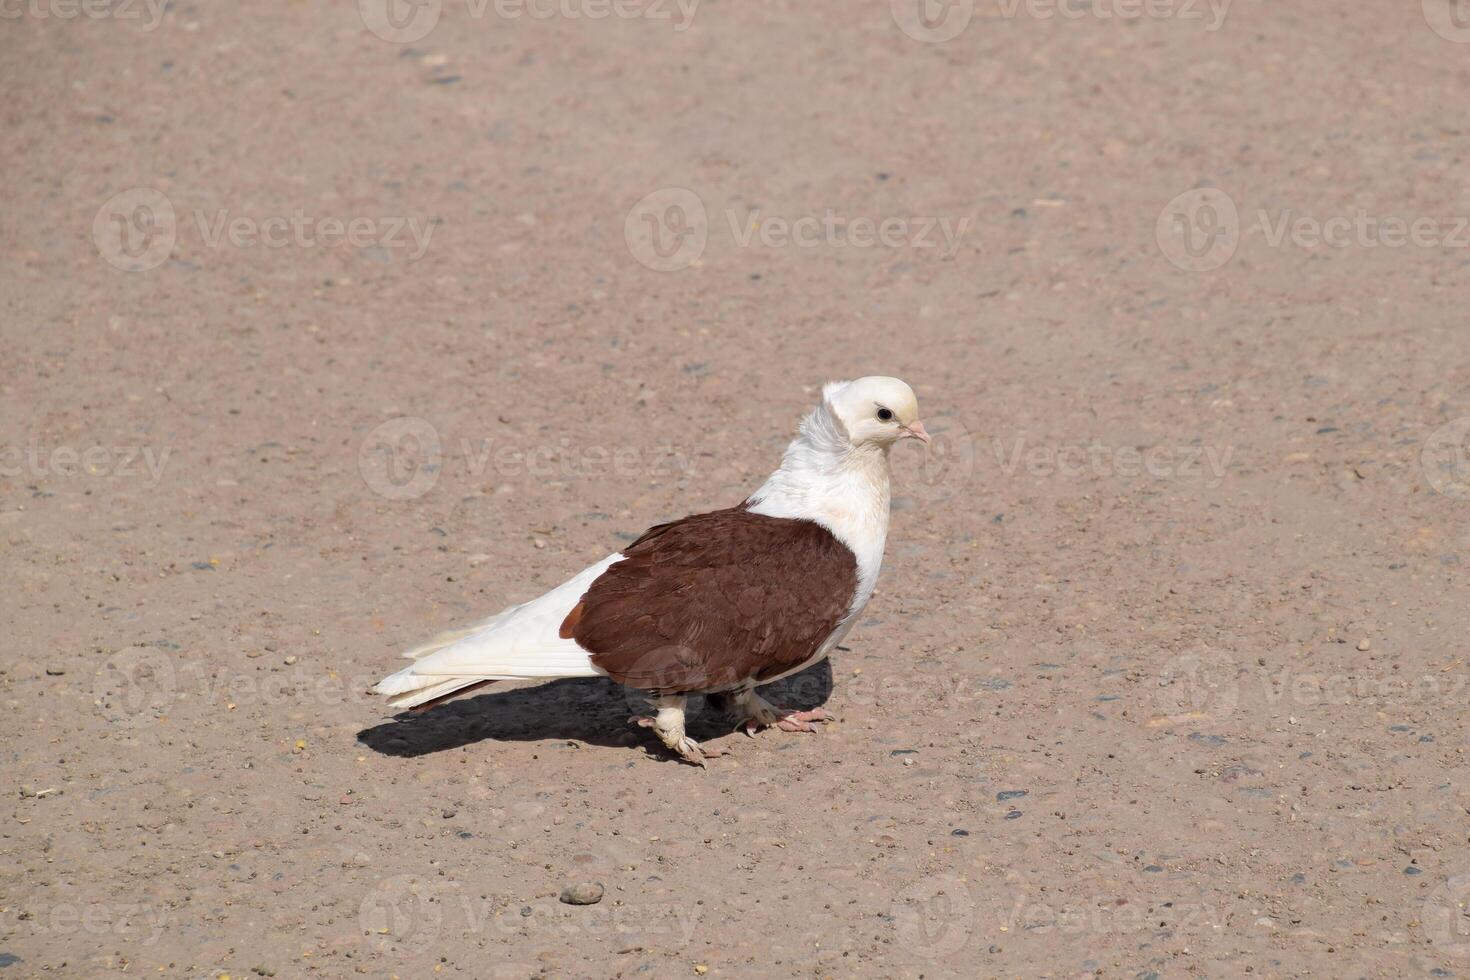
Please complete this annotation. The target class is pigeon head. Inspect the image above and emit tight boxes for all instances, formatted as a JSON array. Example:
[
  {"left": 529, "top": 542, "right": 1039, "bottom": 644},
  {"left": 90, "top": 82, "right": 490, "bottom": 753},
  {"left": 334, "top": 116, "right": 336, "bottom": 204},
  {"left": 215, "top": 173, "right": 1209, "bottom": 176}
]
[{"left": 823, "top": 376, "right": 929, "bottom": 449}]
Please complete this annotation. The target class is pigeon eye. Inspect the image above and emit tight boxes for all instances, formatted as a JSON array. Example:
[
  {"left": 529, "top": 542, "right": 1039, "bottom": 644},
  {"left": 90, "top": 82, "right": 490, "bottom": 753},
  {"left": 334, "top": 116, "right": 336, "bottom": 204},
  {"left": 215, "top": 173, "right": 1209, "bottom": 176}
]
[{"left": 876, "top": 407, "right": 894, "bottom": 422}]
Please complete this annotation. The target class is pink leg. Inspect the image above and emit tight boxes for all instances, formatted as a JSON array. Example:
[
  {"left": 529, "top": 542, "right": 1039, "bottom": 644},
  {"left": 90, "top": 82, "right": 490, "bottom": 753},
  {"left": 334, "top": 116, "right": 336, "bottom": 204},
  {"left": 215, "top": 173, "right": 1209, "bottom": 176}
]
[
  {"left": 734, "top": 692, "right": 830, "bottom": 736},
  {"left": 774, "top": 707, "right": 828, "bottom": 733}
]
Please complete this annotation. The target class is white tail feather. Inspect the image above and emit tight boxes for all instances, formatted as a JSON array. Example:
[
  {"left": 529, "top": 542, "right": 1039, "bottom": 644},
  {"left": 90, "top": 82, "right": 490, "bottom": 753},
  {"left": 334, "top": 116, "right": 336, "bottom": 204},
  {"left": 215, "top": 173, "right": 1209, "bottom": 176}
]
[{"left": 372, "top": 553, "right": 622, "bottom": 711}]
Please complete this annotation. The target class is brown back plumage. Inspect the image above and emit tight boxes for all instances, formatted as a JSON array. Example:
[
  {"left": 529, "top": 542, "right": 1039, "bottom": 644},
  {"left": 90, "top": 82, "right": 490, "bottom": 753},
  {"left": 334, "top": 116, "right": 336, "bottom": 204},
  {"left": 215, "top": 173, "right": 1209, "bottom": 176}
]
[{"left": 560, "top": 507, "right": 859, "bottom": 694}]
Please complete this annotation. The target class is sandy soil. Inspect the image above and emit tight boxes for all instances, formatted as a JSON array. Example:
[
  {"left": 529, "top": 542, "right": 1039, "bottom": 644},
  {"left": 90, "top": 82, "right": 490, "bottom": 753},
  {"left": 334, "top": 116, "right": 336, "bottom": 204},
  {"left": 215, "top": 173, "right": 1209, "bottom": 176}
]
[{"left": 3, "top": 1, "right": 1470, "bottom": 977}]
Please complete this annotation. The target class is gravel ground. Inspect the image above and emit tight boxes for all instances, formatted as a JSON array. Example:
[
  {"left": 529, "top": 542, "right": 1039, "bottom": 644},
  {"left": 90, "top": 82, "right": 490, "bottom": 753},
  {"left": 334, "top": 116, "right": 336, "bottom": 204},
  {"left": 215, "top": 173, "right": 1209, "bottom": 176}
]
[{"left": 3, "top": 1, "right": 1470, "bottom": 977}]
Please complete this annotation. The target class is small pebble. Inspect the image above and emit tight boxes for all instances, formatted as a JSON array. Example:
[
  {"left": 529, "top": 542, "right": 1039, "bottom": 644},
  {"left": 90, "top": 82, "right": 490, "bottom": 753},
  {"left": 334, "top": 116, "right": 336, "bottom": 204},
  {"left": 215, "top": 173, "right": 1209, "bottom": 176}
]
[
  {"left": 559, "top": 881, "right": 604, "bottom": 905},
  {"left": 1356, "top": 638, "right": 1371, "bottom": 652},
  {"left": 284, "top": 656, "right": 298, "bottom": 666},
  {"left": 45, "top": 667, "right": 65, "bottom": 676}
]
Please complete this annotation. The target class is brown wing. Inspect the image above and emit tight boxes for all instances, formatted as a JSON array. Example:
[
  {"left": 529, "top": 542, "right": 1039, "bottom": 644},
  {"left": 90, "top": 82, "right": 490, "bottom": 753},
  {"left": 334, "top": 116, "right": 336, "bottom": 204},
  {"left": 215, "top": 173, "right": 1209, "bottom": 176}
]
[{"left": 559, "top": 507, "right": 859, "bottom": 694}]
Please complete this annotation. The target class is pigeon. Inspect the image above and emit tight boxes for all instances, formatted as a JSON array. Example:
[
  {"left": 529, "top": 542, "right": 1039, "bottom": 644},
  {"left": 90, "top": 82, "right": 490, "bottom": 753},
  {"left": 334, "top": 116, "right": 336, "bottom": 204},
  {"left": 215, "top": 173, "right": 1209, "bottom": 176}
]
[{"left": 373, "top": 376, "right": 930, "bottom": 764}]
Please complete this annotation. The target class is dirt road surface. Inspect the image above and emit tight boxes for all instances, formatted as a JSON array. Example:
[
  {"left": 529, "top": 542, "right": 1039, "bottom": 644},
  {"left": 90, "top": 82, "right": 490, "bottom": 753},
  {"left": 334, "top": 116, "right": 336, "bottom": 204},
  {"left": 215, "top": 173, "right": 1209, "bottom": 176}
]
[{"left": 4, "top": 1, "right": 1470, "bottom": 976}]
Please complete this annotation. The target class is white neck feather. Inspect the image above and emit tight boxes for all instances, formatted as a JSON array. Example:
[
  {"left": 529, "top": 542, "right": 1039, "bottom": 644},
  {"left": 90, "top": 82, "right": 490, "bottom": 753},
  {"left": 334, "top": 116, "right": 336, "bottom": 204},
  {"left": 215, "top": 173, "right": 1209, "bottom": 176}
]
[{"left": 745, "top": 399, "right": 892, "bottom": 611}]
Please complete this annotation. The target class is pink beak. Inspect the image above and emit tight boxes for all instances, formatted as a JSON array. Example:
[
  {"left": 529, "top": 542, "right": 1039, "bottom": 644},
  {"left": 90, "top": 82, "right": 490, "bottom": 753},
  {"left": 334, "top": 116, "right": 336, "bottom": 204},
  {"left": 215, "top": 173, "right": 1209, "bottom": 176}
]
[{"left": 904, "top": 420, "right": 931, "bottom": 445}]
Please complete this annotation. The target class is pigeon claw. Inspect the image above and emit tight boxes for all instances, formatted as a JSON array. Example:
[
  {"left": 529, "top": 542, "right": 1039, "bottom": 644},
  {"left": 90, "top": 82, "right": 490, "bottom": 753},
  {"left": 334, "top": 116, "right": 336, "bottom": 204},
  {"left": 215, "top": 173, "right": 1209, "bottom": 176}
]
[
  {"left": 672, "top": 737, "right": 724, "bottom": 767},
  {"left": 631, "top": 709, "right": 725, "bottom": 767},
  {"left": 775, "top": 707, "right": 828, "bottom": 733},
  {"left": 740, "top": 704, "right": 829, "bottom": 735}
]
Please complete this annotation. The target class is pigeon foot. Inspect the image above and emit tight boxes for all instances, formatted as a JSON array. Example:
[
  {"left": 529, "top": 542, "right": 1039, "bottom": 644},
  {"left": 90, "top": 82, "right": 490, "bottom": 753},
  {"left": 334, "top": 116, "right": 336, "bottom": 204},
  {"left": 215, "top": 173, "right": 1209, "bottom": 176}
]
[
  {"left": 630, "top": 696, "right": 724, "bottom": 766},
  {"left": 730, "top": 689, "right": 829, "bottom": 736}
]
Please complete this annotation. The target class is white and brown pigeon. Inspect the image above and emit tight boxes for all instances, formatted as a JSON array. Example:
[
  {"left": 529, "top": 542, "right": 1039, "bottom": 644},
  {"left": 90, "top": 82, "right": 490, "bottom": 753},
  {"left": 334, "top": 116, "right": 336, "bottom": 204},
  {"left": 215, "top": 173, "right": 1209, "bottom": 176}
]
[{"left": 373, "top": 377, "right": 929, "bottom": 764}]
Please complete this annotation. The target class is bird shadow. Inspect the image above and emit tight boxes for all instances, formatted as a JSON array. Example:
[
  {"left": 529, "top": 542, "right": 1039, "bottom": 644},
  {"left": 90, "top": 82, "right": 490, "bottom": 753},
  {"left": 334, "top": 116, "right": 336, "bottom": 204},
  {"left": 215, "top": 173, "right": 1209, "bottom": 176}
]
[{"left": 355, "top": 658, "right": 833, "bottom": 759}]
